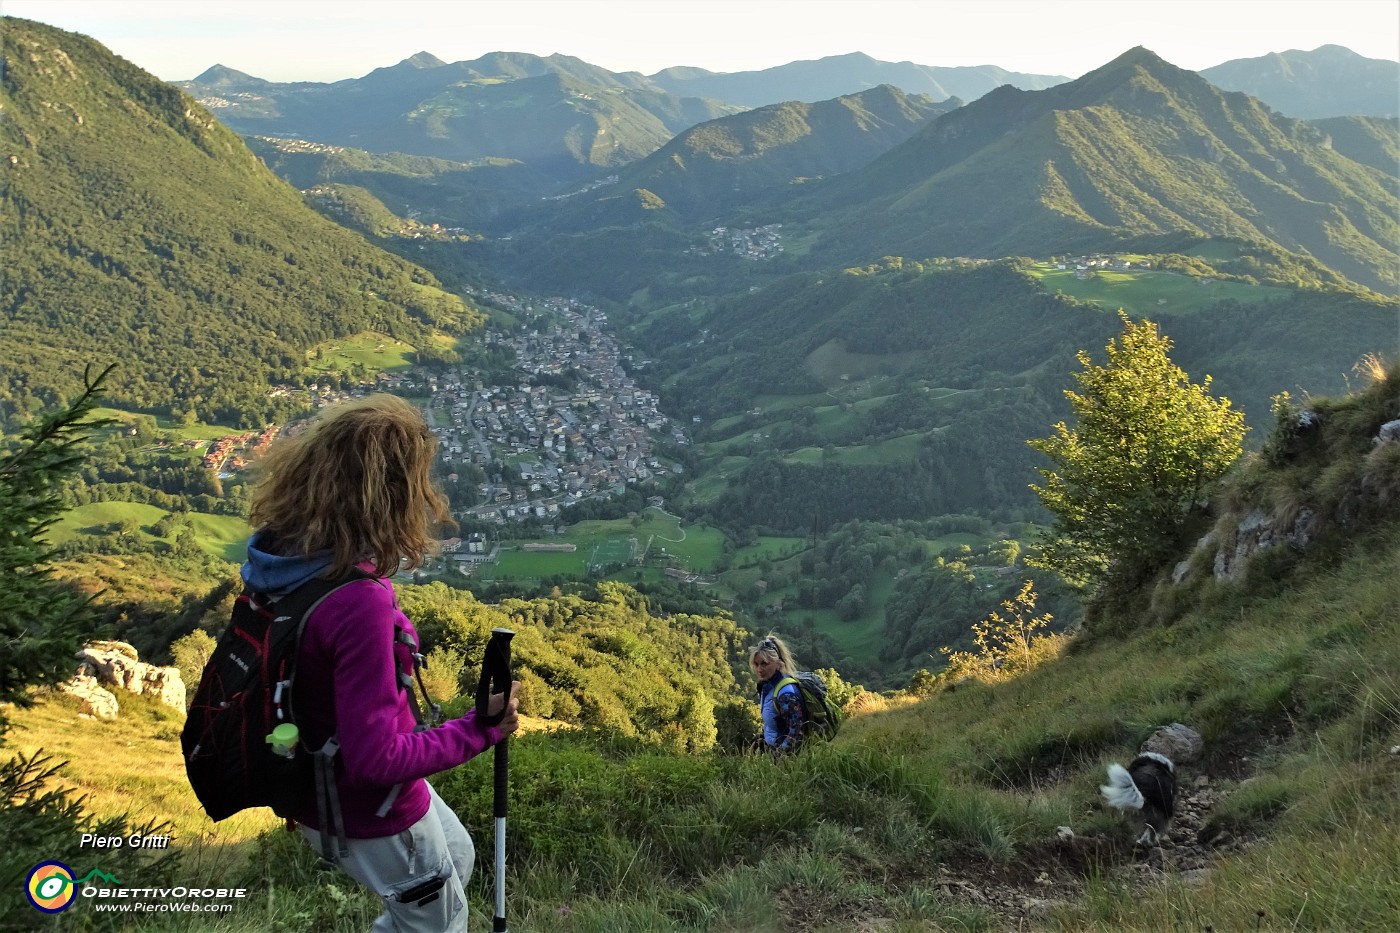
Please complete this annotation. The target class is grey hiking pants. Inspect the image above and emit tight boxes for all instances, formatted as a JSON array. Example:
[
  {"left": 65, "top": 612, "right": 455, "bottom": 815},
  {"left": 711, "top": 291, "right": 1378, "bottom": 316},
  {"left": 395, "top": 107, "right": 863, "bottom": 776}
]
[{"left": 300, "top": 784, "right": 475, "bottom": 932}]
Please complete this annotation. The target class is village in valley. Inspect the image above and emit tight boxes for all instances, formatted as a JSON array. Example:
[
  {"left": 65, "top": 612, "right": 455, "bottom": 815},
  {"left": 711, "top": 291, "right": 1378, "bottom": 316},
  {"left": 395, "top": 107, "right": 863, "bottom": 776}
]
[
  {"left": 688, "top": 223, "right": 785, "bottom": 260},
  {"left": 414, "top": 293, "right": 687, "bottom": 515},
  {"left": 203, "top": 289, "right": 690, "bottom": 574}
]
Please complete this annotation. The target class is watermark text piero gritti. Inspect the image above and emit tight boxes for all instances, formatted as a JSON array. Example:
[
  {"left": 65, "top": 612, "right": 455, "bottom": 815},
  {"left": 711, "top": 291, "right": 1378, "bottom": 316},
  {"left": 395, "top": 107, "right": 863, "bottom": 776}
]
[{"left": 80, "top": 832, "right": 172, "bottom": 849}]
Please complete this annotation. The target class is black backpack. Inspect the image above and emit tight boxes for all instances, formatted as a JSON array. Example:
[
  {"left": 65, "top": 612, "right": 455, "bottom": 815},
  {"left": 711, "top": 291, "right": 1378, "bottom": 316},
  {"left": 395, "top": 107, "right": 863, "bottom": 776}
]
[
  {"left": 181, "top": 575, "right": 366, "bottom": 827},
  {"left": 773, "top": 671, "right": 842, "bottom": 739}
]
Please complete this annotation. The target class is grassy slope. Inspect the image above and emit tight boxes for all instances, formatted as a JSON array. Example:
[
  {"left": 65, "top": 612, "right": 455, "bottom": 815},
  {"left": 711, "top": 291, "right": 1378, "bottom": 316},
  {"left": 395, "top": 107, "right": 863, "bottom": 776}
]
[
  {"left": 478, "top": 512, "right": 727, "bottom": 581},
  {"left": 46, "top": 503, "right": 248, "bottom": 562},
  {"left": 11, "top": 383, "right": 1399, "bottom": 931},
  {"left": 14, "top": 517, "right": 1394, "bottom": 931}
]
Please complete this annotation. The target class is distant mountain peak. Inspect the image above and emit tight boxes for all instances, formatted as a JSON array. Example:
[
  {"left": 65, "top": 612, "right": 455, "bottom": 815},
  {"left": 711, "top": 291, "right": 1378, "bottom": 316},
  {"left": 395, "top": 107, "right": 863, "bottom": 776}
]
[
  {"left": 402, "top": 51, "right": 447, "bottom": 69},
  {"left": 1096, "top": 45, "right": 1177, "bottom": 75},
  {"left": 189, "top": 64, "right": 267, "bottom": 86},
  {"left": 1057, "top": 45, "right": 1202, "bottom": 102},
  {"left": 1115, "top": 45, "right": 1163, "bottom": 63},
  {"left": 821, "top": 51, "right": 880, "bottom": 65}
]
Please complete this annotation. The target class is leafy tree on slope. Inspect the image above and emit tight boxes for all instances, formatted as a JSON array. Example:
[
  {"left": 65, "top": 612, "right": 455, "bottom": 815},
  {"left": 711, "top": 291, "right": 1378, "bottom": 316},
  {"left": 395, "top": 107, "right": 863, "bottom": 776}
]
[{"left": 1028, "top": 312, "right": 1246, "bottom": 594}]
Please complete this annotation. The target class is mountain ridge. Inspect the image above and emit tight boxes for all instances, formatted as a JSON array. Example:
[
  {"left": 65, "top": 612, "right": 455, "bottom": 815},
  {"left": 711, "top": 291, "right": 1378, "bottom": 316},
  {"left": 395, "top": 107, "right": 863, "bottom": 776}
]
[
  {"left": 179, "top": 51, "right": 743, "bottom": 188},
  {"left": 1201, "top": 44, "right": 1400, "bottom": 118},
  {"left": 645, "top": 49, "right": 1070, "bottom": 108},
  {"left": 0, "top": 16, "right": 481, "bottom": 422},
  {"left": 792, "top": 47, "right": 1399, "bottom": 291},
  {"left": 531, "top": 84, "right": 959, "bottom": 229}
]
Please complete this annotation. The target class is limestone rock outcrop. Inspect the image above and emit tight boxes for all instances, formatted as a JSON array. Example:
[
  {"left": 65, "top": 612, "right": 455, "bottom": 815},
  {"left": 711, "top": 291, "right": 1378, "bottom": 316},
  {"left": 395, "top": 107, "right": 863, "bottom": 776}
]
[
  {"left": 71, "top": 640, "right": 186, "bottom": 712},
  {"left": 59, "top": 672, "right": 120, "bottom": 720}
]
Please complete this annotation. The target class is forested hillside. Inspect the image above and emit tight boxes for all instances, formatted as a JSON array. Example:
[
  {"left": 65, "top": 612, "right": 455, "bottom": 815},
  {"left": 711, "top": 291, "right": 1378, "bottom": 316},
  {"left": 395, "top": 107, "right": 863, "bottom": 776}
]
[
  {"left": 642, "top": 260, "right": 1397, "bottom": 532},
  {"left": 789, "top": 47, "right": 1400, "bottom": 292},
  {"left": 180, "top": 51, "right": 742, "bottom": 189},
  {"left": 243, "top": 137, "right": 548, "bottom": 230},
  {"left": 532, "top": 85, "right": 957, "bottom": 229},
  {"left": 1, "top": 17, "right": 483, "bottom": 424}
]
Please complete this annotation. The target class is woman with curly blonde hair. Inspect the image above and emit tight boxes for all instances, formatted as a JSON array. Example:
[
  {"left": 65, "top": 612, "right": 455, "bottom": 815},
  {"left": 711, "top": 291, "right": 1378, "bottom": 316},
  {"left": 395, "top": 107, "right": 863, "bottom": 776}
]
[{"left": 243, "top": 395, "right": 518, "bottom": 932}]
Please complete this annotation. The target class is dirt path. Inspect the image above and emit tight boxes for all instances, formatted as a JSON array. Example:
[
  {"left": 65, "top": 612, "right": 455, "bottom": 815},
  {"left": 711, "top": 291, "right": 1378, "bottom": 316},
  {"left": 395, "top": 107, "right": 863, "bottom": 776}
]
[
  {"left": 786, "top": 771, "right": 1253, "bottom": 931},
  {"left": 926, "top": 774, "right": 1250, "bottom": 930}
]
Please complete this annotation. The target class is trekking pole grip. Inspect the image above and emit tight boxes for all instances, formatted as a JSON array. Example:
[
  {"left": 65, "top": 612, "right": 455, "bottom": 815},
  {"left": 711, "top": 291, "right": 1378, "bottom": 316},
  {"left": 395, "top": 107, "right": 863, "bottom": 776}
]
[{"left": 474, "top": 628, "right": 515, "bottom": 727}]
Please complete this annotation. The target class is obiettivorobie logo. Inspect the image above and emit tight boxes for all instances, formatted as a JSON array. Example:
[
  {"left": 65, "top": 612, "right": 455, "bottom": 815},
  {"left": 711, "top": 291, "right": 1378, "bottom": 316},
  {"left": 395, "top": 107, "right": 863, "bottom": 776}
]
[
  {"left": 25, "top": 862, "right": 122, "bottom": 914},
  {"left": 24, "top": 857, "right": 248, "bottom": 916}
]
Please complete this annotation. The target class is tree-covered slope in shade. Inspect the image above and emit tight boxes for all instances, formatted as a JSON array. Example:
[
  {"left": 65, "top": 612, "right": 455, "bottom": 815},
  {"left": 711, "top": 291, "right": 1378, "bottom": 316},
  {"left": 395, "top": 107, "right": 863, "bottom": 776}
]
[
  {"left": 643, "top": 260, "right": 1398, "bottom": 532},
  {"left": 243, "top": 136, "right": 553, "bottom": 229},
  {"left": 806, "top": 48, "right": 1400, "bottom": 293},
  {"left": 0, "top": 17, "right": 484, "bottom": 424},
  {"left": 535, "top": 84, "right": 959, "bottom": 229},
  {"left": 1304, "top": 115, "right": 1400, "bottom": 175}
]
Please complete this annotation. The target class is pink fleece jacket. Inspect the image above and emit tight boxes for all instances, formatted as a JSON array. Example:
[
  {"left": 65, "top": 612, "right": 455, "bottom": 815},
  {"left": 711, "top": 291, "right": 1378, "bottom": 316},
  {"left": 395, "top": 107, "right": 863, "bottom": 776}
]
[{"left": 291, "top": 577, "right": 500, "bottom": 837}]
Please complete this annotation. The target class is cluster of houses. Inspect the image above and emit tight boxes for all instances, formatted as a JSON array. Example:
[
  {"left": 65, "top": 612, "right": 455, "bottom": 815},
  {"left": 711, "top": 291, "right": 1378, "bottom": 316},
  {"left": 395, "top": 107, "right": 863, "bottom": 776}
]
[
  {"left": 268, "top": 382, "right": 359, "bottom": 409},
  {"left": 1056, "top": 253, "right": 1154, "bottom": 278},
  {"left": 690, "top": 223, "right": 784, "bottom": 260},
  {"left": 542, "top": 174, "right": 619, "bottom": 201},
  {"left": 210, "top": 288, "right": 686, "bottom": 573},
  {"left": 195, "top": 92, "right": 264, "bottom": 110},
  {"left": 202, "top": 425, "right": 279, "bottom": 476},
  {"left": 436, "top": 532, "right": 498, "bottom": 572},
  {"left": 402, "top": 296, "right": 687, "bottom": 532}
]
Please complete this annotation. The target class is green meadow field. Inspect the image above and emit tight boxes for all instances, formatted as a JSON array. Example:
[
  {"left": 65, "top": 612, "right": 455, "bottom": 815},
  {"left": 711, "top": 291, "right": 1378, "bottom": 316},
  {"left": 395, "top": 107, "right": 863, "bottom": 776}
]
[
  {"left": 91, "top": 408, "right": 242, "bottom": 442},
  {"left": 304, "top": 331, "right": 419, "bottom": 375},
  {"left": 1027, "top": 261, "right": 1291, "bottom": 315},
  {"left": 786, "top": 431, "right": 927, "bottom": 466},
  {"left": 730, "top": 535, "right": 807, "bottom": 565},
  {"left": 47, "top": 503, "right": 249, "bottom": 562},
  {"left": 479, "top": 510, "right": 728, "bottom": 582}
]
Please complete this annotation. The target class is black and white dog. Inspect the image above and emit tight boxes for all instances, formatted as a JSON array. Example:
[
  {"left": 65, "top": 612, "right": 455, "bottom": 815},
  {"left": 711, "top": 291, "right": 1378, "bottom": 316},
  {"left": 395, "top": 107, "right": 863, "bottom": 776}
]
[{"left": 1100, "top": 752, "right": 1176, "bottom": 845}]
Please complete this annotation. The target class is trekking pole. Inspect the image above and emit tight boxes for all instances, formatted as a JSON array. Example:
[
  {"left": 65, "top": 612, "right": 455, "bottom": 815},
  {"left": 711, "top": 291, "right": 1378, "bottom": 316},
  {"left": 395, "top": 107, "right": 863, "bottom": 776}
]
[{"left": 474, "top": 627, "right": 515, "bottom": 933}]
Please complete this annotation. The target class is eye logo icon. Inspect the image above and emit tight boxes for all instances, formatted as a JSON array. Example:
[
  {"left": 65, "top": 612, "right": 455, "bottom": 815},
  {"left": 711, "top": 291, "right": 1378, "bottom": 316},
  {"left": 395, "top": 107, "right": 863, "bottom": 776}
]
[{"left": 26, "top": 861, "right": 77, "bottom": 913}]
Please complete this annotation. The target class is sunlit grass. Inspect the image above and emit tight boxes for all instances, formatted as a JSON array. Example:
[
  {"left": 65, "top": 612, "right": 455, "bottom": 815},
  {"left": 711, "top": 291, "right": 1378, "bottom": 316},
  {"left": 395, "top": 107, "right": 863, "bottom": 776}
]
[
  {"left": 304, "top": 330, "right": 418, "bottom": 374},
  {"left": 12, "top": 471, "right": 1400, "bottom": 931},
  {"left": 7, "top": 692, "right": 278, "bottom": 848}
]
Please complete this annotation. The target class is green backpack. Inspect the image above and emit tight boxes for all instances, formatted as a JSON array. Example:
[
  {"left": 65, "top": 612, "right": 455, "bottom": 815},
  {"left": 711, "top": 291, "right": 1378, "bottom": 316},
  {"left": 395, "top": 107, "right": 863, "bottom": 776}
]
[{"left": 775, "top": 671, "right": 842, "bottom": 739}]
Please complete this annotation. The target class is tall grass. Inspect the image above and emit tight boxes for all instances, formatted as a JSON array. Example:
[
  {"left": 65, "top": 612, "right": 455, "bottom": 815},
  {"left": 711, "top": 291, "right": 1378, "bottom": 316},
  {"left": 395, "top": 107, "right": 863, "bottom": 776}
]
[{"left": 9, "top": 369, "right": 1400, "bottom": 929}]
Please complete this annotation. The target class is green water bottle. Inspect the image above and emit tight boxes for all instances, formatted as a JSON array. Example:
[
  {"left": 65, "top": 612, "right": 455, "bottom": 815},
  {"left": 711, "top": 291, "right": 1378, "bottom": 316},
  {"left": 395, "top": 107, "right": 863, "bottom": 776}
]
[{"left": 266, "top": 723, "right": 299, "bottom": 758}]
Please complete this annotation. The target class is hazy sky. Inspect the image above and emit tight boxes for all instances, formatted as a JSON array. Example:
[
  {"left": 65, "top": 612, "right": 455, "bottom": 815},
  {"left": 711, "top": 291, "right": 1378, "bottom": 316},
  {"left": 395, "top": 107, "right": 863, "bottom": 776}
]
[{"left": 4, "top": 0, "right": 1398, "bottom": 83}]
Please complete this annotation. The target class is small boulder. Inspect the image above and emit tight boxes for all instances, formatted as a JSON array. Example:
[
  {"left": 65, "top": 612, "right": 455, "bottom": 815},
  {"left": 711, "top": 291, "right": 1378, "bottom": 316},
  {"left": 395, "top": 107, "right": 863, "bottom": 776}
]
[
  {"left": 1375, "top": 418, "right": 1400, "bottom": 445},
  {"left": 1140, "top": 723, "right": 1203, "bottom": 764}
]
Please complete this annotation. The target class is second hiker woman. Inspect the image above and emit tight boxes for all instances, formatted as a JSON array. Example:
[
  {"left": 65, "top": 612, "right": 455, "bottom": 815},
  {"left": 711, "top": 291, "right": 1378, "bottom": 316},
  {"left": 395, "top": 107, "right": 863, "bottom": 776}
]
[
  {"left": 242, "top": 394, "right": 519, "bottom": 933},
  {"left": 750, "top": 633, "right": 805, "bottom": 755}
]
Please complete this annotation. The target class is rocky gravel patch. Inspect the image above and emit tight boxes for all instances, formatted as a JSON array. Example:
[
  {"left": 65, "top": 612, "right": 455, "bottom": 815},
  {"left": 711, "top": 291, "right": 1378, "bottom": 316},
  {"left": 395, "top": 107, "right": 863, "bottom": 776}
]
[{"left": 922, "top": 771, "right": 1263, "bottom": 931}]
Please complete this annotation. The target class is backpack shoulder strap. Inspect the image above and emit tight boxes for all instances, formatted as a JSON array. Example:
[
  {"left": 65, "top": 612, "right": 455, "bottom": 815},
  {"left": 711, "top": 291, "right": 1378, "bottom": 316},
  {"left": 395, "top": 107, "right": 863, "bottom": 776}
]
[{"left": 255, "top": 568, "right": 376, "bottom": 622}]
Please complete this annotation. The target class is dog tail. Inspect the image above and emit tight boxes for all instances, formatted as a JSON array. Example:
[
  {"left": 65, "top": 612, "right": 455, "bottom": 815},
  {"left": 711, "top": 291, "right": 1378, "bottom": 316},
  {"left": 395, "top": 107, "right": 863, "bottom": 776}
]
[{"left": 1100, "top": 763, "right": 1144, "bottom": 811}]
